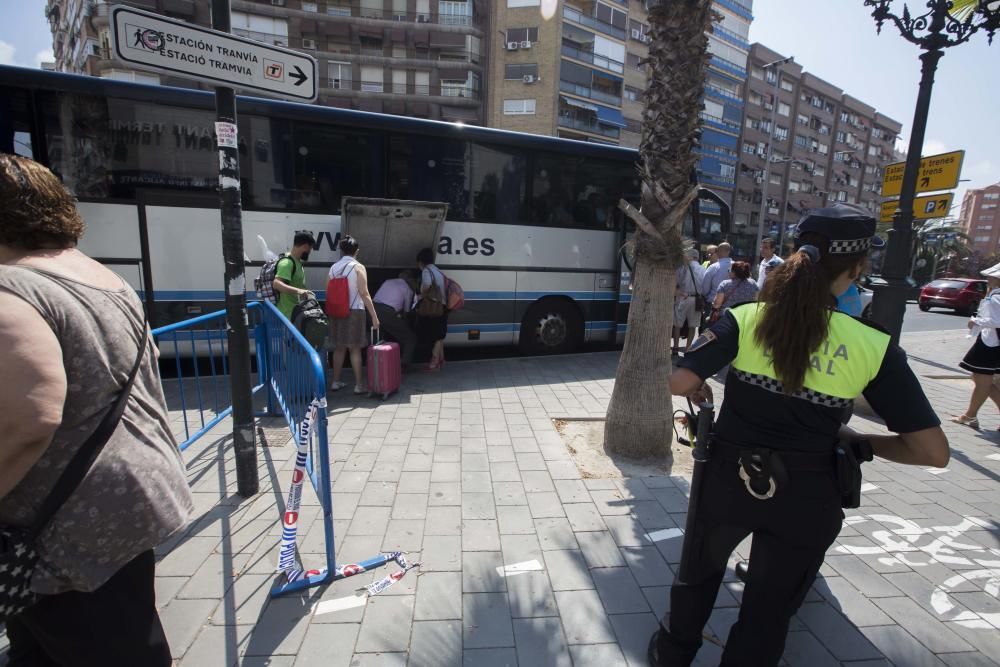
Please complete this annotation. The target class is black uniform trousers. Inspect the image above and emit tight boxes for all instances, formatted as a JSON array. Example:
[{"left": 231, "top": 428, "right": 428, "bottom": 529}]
[
  {"left": 3, "top": 550, "right": 172, "bottom": 667},
  {"left": 659, "top": 453, "right": 844, "bottom": 666}
]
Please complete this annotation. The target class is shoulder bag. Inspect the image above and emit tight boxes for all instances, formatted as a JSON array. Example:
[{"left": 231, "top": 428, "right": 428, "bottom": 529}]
[
  {"left": 0, "top": 316, "right": 147, "bottom": 623},
  {"left": 416, "top": 269, "right": 445, "bottom": 318},
  {"left": 687, "top": 263, "right": 705, "bottom": 313}
]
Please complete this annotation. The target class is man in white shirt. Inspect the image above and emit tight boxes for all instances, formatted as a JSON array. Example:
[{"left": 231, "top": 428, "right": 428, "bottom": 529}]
[
  {"left": 758, "top": 237, "right": 783, "bottom": 291},
  {"left": 674, "top": 248, "right": 706, "bottom": 354},
  {"left": 700, "top": 242, "right": 733, "bottom": 304}
]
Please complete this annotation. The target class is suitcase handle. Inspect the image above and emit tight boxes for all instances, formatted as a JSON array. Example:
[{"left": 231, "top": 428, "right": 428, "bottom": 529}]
[{"left": 370, "top": 326, "right": 381, "bottom": 347}]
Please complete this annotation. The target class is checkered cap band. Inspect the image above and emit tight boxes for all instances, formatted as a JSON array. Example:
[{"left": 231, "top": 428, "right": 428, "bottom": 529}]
[
  {"left": 732, "top": 369, "right": 852, "bottom": 408},
  {"left": 828, "top": 238, "right": 871, "bottom": 254}
]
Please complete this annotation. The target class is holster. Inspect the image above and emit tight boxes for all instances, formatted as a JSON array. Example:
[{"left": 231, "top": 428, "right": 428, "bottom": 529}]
[{"left": 834, "top": 439, "right": 873, "bottom": 509}]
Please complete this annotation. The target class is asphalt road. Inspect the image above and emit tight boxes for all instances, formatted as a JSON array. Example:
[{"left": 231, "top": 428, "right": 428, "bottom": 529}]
[{"left": 900, "top": 301, "right": 970, "bottom": 333}]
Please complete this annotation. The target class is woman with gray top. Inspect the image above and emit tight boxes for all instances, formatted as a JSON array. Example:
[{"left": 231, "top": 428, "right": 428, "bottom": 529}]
[{"left": 0, "top": 154, "right": 193, "bottom": 666}]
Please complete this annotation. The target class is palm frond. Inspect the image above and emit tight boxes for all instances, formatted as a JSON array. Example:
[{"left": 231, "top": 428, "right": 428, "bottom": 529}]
[{"left": 949, "top": 0, "right": 980, "bottom": 21}]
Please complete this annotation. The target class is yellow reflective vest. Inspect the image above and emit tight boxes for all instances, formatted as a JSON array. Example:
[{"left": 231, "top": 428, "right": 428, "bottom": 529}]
[{"left": 728, "top": 303, "right": 890, "bottom": 401}]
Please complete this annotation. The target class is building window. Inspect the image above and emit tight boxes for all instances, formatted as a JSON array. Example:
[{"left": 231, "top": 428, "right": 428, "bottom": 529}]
[
  {"left": 797, "top": 113, "right": 809, "bottom": 126},
  {"left": 743, "top": 141, "right": 756, "bottom": 154},
  {"left": 770, "top": 174, "right": 782, "bottom": 185},
  {"left": 360, "top": 66, "right": 383, "bottom": 92},
  {"left": 818, "top": 143, "right": 829, "bottom": 155},
  {"left": 984, "top": 192, "right": 1000, "bottom": 200},
  {"left": 415, "top": 71, "right": 430, "bottom": 95},
  {"left": 749, "top": 91, "right": 763, "bottom": 106},
  {"left": 780, "top": 78, "right": 794, "bottom": 92},
  {"left": 302, "top": 1, "right": 317, "bottom": 11},
  {"left": 624, "top": 85, "right": 643, "bottom": 102},
  {"left": 975, "top": 235, "right": 992, "bottom": 243},
  {"left": 977, "top": 225, "right": 994, "bottom": 231},
  {"left": 505, "top": 63, "right": 538, "bottom": 79},
  {"left": 983, "top": 203, "right": 998, "bottom": 210},
  {"left": 721, "top": 164, "right": 736, "bottom": 179},
  {"left": 328, "top": 61, "right": 352, "bottom": 90},
  {"left": 788, "top": 181, "right": 800, "bottom": 192},
  {"left": 626, "top": 52, "right": 644, "bottom": 71},
  {"left": 774, "top": 126, "right": 789, "bottom": 141},
  {"left": 979, "top": 214, "right": 996, "bottom": 221},
  {"left": 506, "top": 27, "right": 539, "bottom": 42},
  {"left": 504, "top": 98, "right": 536, "bottom": 115},
  {"left": 837, "top": 191, "right": 847, "bottom": 202},
  {"left": 439, "top": 0, "right": 472, "bottom": 25},
  {"left": 777, "top": 102, "right": 790, "bottom": 117},
  {"left": 359, "top": 36, "right": 383, "bottom": 56},
  {"left": 624, "top": 117, "right": 641, "bottom": 134},
  {"left": 508, "top": 0, "right": 540, "bottom": 5},
  {"left": 231, "top": 11, "right": 288, "bottom": 45},
  {"left": 595, "top": 2, "right": 628, "bottom": 29},
  {"left": 441, "top": 79, "right": 470, "bottom": 97}
]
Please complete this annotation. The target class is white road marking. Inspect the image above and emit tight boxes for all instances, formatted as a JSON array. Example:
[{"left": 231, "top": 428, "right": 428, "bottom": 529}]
[
  {"left": 496, "top": 560, "right": 544, "bottom": 578},
  {"left": 925, "top": 468, "right": 949, "bottom": 475},
  {"left": 314, "top": 594, "right": 368, "bottom": 616},
  {"left": 645, "top": 528, "right": 685, "bottom": 543}
]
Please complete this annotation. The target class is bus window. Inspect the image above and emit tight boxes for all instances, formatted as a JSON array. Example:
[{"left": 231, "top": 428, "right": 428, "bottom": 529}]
[
  {"left": 532, "top": 152, "right": 638, "bottom": 231},
  {"left": 292, "top": 122, "right": 384, "bottom": 213},
  {"left": 470, "top": 143, "right": 528, "bottom": 224},
  {"left": 0, "top": 88, "right": 34, "bottom": 159},
  {"left": 388, "top": 134, "right": 469, "bottom": 218}
]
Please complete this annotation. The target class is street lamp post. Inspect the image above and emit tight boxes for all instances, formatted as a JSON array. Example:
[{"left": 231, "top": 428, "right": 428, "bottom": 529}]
[
  {"left": 865, "top": 0, "right": 1000, "bottom": 343},
  {"left": 752, "top": 56, "right": 792, "bottom": 273}
]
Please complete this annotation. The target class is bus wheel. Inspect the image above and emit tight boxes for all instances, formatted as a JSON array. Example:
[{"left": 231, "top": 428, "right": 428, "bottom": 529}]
[{"left": 518, "top": 300, "right": 583, "bottom": 355}]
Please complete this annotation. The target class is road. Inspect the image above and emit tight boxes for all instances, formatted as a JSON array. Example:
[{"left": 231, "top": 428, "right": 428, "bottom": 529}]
[{"left": 900, "top": 302, "right": 970, "bottom": 333}]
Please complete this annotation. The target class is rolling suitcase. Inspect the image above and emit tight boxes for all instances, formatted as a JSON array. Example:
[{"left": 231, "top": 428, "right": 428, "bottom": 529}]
[{"left": 367, "top": 329, "right": 401, "bottom": 400}]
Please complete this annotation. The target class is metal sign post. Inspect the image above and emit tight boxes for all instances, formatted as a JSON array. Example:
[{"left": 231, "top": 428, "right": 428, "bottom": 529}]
[
  {"left": 109, "top": 4, "right": 319, "bottom": 498},
  {"left": 211, "top": 0, "right": 257, "bottom": 498}
]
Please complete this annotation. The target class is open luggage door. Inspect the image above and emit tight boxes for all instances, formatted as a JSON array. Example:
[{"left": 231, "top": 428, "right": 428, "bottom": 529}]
[{"left": 339, "top": 197, "right": 449, "bottom": 268}]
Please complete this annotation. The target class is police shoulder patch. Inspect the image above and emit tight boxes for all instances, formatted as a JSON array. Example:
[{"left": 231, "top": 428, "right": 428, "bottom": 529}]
[{"left": 688, "top": 330, "right": 717, "bottom": 353}]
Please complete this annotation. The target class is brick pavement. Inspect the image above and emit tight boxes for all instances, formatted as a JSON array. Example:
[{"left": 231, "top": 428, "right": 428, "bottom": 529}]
[{"left": 1, "top": 328, "right": 998, "bottom": 666}]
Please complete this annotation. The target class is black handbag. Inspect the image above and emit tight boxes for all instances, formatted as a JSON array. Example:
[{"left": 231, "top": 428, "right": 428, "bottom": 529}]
[{"left": 0, "top": 323, "right": 147, "bottom": 623}]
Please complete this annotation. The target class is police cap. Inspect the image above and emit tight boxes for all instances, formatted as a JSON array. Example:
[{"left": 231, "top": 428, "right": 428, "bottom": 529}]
[{"left": 794, "top": 203, "right": 885, "bottom": 255}]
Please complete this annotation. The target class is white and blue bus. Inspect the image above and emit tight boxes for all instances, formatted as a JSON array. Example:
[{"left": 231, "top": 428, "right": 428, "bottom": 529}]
[{"left": 0, "top": 65, "right": 649, "bottom": 354}]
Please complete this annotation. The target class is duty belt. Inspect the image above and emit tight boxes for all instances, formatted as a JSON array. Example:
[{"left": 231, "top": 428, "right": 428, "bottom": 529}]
[{"left": 712, "top": 439, "right": 833, "bottom": 501}]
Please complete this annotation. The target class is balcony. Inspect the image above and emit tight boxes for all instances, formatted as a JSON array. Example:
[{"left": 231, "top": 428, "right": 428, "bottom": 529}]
[
  {"left": 559, "top": 80, "right": 622, "bottom": 106},
  {"left": 714, "top": 0, "right": 753, "bottom": 21},
  {"left": 704, "top": 82, "right": 742, "bottom": 104},
  {"left": 710, "top": 24, "right": 750, "bottom": 50},
  {"left": 231, "top": 0, "right": 482, "bottom": 31},
  {"left": 558, "top": 115, "right": 621, "bottom": 139},
  {"left": 561, "top": 44, "right": 624, "bottom": 74},
  {"left": 699, "top": 111, "right": 741, "bottom": 133},
  {"left": 562, "top": 6, "right": 627, "bottom": 41},
  {"left": 322, "top": 79, "right": 480, "bottom": 103},
  {"left": 709, "top": 55, "right": 747, "bottom": 80},
  {"left": 232, "top": 28, "right": 287, "bottom": 47}
]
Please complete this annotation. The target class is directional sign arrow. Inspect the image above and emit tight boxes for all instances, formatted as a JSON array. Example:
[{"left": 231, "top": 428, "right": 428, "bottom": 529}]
[
  {"left": 920, "top": 176, "right": 931, "bottom": 188},
  {"left": 290, "top": 65, "right": 308, "bottom": 87}
]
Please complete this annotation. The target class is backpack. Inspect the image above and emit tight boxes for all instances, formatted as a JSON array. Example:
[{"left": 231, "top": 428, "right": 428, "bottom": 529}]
[
  {"left": 444, "top": 275, "right": 464, "bottom": 311},
  {"left": 324, "top": 261, "right": 357, "bottom": 319},
  {"left": 291, "top": 296, "right": 329, "bottom": 349},
  {"left": 255, "top": 254, "right": 295, "bottom": 304},
  {"left": 416, "top": 269, "right": 445, "bottom": 318}
]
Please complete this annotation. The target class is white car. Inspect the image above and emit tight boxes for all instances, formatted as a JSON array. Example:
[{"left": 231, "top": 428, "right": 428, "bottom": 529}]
[{"left": 858, "top": 284, "right": 873, "bottom": 318}]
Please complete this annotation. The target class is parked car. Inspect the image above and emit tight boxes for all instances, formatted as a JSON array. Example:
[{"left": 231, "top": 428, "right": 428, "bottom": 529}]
[
  {"left": 918, "top": 278, "right": 988, "bottom": 315},
  {"left": 859, "top": 284, "right": 874, "bottom": 319}
]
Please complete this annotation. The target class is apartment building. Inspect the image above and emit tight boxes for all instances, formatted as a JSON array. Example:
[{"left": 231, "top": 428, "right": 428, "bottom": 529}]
[
  {"left": 734, "top": 43, "right": 901, "bottom": 255},
  {"left": 46, "top": 0, "right": 491, "bottom": 124},
  {"left": 959, "top": 181, "right": 1000, "bottom": 256},
  {"left": 486, "top": 0, "right": 753, "bottom": 231}
]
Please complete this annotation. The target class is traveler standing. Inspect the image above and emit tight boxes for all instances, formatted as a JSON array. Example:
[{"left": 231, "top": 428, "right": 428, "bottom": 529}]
[
  {"left": 757, "top": 237, "right": 783, "bottom": 290},
  {"left": 415, "top": 248, "right": 448, "bottom": 371},
  {"left": 272, "top": 231, "right": 315, "bottom": 320},
  {"left": 673, "top": 248, "right": 706, "bottom": 355},
  {"left": 328, "top": 236, "right": 380, "bottom": 393},
  {"left": 950, "top": 262, "right": 1000, "bottom": 429},
  {"left": 710, "top": 260, "right": 759, "bottom": 320},
  {"left": 649, "top": 204, "right": 948, "bottom": 666},
  {"left": 373, "top": 270, "right": 420, "bottom": 369},
  {"left": 701, "top": 244, "right": 718, "bottom": 269},
  {"left": 0, "top": 154, "right": 193, "bottom": 666},
  {"left": 700, "top": 241, "right": 733, "bottom": 305}
]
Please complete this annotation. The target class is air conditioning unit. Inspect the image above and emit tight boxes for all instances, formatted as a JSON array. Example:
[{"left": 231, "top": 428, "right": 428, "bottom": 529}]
[
  {"left": 506, "top": 41, "right": 519, "bottom": 50},
  {"left": 302, "top": 38, "right": 316, "bottom": 49},
  {"left": 520, "top": 40, "right": 532, "bottom": 49},
  {"left": 640, "top": 34, "right": 649, "bottom": 43},
  {"left": 631, "top": 29, "right": 642, "bottom": 40},
  {"left": 755, "top": 176, "right": 763, "bottom": 184},
  {"left": 522, "top": 74, "right": 536, "bottom": 84}
]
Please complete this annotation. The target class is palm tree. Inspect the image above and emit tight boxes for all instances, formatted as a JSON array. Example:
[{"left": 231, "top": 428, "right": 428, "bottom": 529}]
[
  {"left": 604, "top": 0, "right": 715, "bottom": 458},
  {"left": 912, "top": 219, "right": 973, "bottom": 282}
]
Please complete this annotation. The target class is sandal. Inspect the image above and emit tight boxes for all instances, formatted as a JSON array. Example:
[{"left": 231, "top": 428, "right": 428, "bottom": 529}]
[{"left": 950, "top": 415, "right": 980, "bottom": 429}]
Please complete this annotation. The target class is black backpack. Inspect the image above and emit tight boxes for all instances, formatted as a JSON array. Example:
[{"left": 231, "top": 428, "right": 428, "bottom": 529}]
[{"left": 291, "top": 296, "right": 329, "bottom": 349}]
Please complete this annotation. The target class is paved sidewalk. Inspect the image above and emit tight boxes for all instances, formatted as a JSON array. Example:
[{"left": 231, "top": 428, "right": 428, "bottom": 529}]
[{"left": 3, "top": 329, "right": 999, "bottom": 666}]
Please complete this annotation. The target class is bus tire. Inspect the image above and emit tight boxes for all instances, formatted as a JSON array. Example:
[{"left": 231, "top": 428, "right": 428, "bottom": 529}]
[{"left": 518, "top": 299, "right": 583, "bottom": 356}]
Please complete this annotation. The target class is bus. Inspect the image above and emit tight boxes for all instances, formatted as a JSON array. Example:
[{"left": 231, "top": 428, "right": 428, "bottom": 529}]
[{"left": 0, "top": 65, "right": 643, "bottom": 354}]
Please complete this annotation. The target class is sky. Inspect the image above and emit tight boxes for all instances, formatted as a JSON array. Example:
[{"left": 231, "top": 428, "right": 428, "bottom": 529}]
[{"left": 0, "top": 0, "right": 997, "bottom": 212}]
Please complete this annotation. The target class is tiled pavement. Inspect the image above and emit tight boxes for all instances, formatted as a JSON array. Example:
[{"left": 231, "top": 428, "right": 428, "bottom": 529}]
[{"left": 2, "top": 329, "right": 999, "bottom": 666}]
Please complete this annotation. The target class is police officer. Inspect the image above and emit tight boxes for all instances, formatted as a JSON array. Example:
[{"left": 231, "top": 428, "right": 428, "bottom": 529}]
[{"left": 649, "top": 203, "right": 949, "bottom": 666}]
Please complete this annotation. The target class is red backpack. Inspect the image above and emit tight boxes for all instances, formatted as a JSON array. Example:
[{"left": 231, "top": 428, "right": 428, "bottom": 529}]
[
  {"left": 444, "top": 275, "right": 465, "bottom": 311},
  {"left": 324, "top": 262, "right": 356, "bottom": 319}
]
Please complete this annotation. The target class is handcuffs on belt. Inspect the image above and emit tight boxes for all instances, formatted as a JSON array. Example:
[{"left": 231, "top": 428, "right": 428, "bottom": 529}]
[{"left": 737, "top": 449, "right": 789, "bottom": 500}]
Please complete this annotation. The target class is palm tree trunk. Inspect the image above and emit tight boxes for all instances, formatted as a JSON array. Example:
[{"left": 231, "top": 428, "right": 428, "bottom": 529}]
[{"left": 604, "top": 0, "right": 715, "bottom": 459}]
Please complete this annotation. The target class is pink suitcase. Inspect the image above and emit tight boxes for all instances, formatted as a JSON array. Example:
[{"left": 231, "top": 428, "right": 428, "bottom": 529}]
[{"left": 367, "top": 330, "right": 401, "bottom": 400}]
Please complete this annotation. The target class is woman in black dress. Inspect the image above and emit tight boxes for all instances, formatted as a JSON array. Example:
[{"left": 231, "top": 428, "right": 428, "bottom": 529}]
[{"left": 952, "top": 263, "right": 1000, "bottom": 429}]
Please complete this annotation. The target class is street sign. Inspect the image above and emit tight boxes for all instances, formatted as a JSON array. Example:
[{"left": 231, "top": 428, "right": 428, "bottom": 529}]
[
  {"left": 880, "top": 149, "right": 964, "bottom": 197},
  {"left": 110, "top": 5, "right": 317, "bottom": 102},
  {"left": 879, "top": 192, "right": 954, "bottom": 223}
]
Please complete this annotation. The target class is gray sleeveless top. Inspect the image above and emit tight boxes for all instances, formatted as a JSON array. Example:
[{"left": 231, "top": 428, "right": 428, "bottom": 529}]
[{"left": 0, "top": 265, "right": 193, "bottom": 594}]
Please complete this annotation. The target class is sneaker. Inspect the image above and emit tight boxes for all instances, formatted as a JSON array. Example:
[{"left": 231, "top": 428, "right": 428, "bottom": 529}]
[
  {"left": 330, "top": 381, "right": 346, "bottom": 391},
  {"left": 353, "top": 385, "right": 368, "bottom": 395}
]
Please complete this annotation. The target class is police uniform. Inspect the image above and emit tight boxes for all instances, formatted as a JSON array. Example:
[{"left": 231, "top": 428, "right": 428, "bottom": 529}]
[{"left": 651, "top": 205, "right": 941, "bottom": 666}]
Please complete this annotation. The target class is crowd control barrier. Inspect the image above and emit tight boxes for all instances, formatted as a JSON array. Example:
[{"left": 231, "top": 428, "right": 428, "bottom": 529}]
[{"left": 153, "top": 301, "right": 400, "bottom": 598}]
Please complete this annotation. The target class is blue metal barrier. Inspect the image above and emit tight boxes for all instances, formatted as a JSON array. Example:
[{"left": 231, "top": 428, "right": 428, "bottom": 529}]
[
  {"left": 155, "top": 301, "right": 397, "bottom": 597},
  {"left": 152, "top": 303, "right": 267, "bottom": 451}
]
